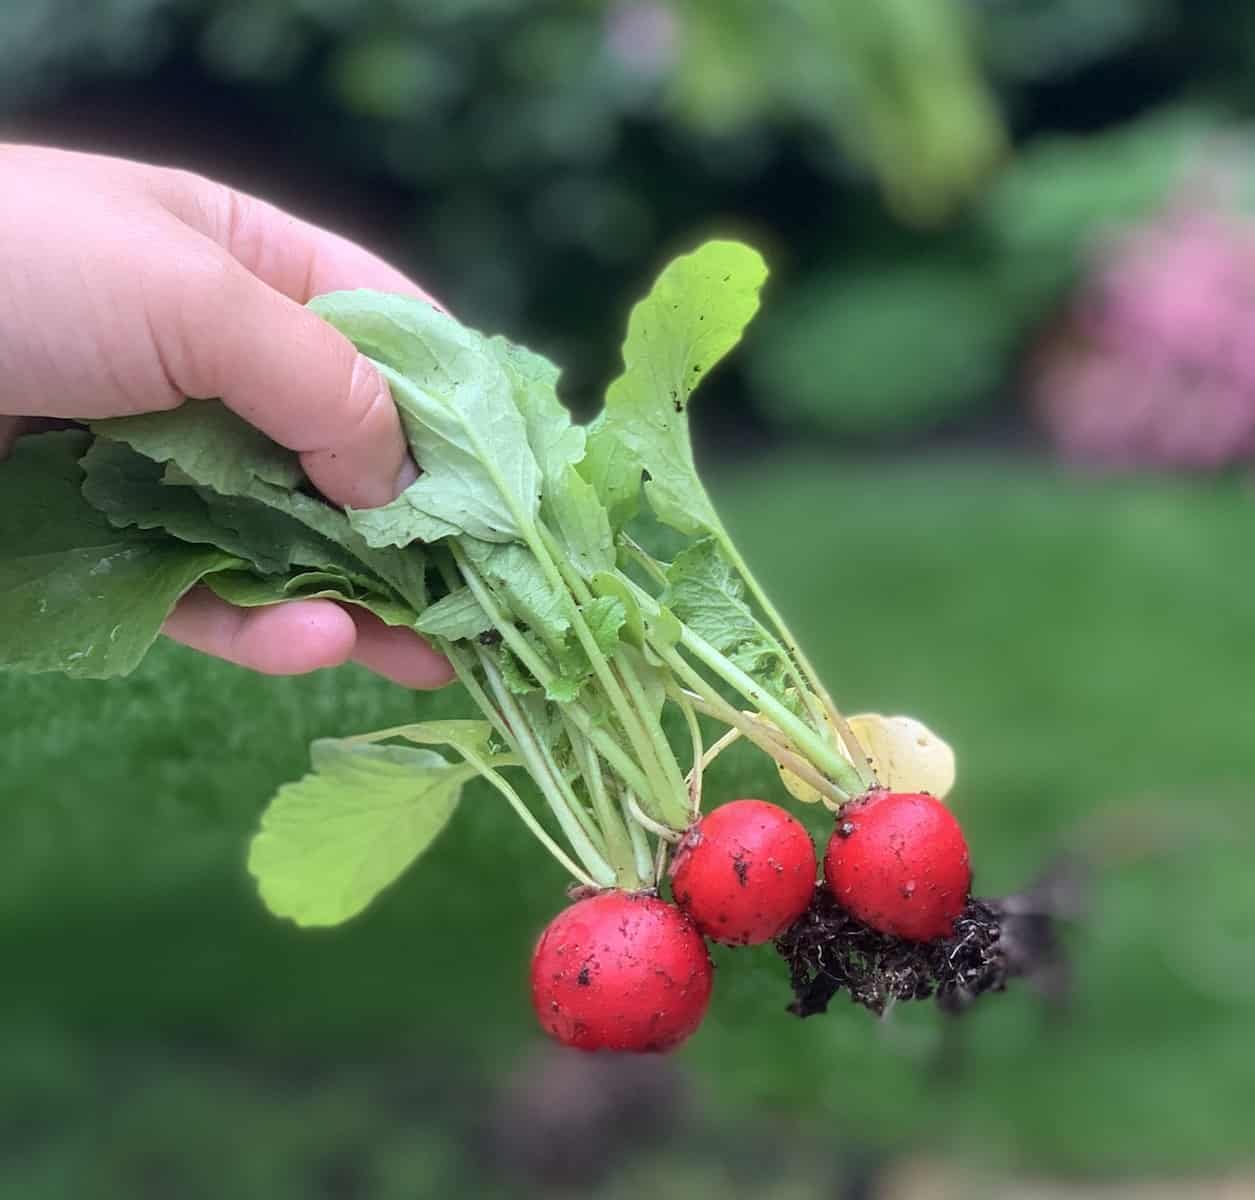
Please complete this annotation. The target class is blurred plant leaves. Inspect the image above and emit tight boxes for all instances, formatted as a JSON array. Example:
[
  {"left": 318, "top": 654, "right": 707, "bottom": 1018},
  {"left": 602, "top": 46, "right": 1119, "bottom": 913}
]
[
  {"left": 749, "top": 259, "right": 1014, "bottom": 437},
  {"left": 676, "top": 0, "right": 1006, "bottom": 224}
]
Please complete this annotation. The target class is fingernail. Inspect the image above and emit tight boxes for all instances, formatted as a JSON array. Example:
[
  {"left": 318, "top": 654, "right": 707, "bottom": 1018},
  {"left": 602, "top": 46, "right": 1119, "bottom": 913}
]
[{"left": 394, "top": 454, "right": 420, "bottom": 496}]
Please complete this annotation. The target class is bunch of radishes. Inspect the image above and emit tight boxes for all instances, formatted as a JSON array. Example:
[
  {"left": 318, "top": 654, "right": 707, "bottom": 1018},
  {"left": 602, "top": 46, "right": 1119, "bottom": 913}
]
[
  {"left": 4, "top": 237, "right": 1020, "bottom": 1052},
  {"left": 531, "top": 788, "right": 970, "bottom": 1052}
]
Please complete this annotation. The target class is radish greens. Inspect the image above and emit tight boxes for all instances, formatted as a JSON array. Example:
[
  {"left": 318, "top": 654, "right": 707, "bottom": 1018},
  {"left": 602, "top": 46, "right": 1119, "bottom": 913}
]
[{"left": 0, "top": 240, "right": 957, "bottom": 926}]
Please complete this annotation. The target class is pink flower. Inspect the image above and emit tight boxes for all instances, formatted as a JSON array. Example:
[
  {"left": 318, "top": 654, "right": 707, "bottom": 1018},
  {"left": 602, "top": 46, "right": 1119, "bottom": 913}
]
[
  {"left": 1031, "top": 185, "right": 1255, "bottom": 470},
  {"left": 604, "top": 3, "right": 679, "bottom": 78}
]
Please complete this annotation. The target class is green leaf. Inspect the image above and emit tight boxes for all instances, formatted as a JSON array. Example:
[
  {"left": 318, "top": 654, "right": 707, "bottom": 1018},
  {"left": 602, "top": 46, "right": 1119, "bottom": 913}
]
[
  {"left": 207, "top": 571, "right": 353, "bottom": 607},
  {"left": 497, "top": 645, "right": 541, "bottom": 695},
  {"left": 664, "top": 537, "right": 792, "bottom": 703},
  {"left": 82, "top": 438, "right": 374, "bottom": 582},
  {"left": 0, "top": 432, "right": 242, "bottom": 678},
  {"left": 581, "top": 595, "right": 626, "bottom": 658},
  {"left": 644, "top": 602, "right": 682, "bottom": 651},
  {"left": 384, "top": 720, "right": 499, "bottom": 758},
  {"left": 244, "top": 486, "right": 430, "bottom": 613},
  {"left": 343, "top": 489, "right": 461, "bottom": 548},
  {"left": 590, "top": 571, "right": 645, "bottom": 647},
  {"left": 205, "top": 571, "right": 418, "bottom": 628},
  {"left": 515, "top": 692, "right": 568, "bottom": 759},
  {"left": 414, "top": 586, "right": 493, "bottom": 641},
  {"left": 98, "top": 406, "right": 429, "bottom": 612},
  {"left": 249, "top": 739, "right": 474, "bottom": 927},
  {"left": 543, "top": 674, "right": 582, "bottom": 704},
  {"left": 547, "top": 466, "right": 615, "bottom": 577},
  {"left": 527, "top": 594, "right": 629, "bottom": 704},
  {"left": 95, "top": 399, "right": 303, "bottom": 494},
  {"left": 311, "top": 291, "right": 541, "bottom": 545},
  {"left": 193, "top": 489, "right": 381, "bottom": 582},
  {"left": 463, "top": 538, "right": 570, "bottom": 644},
  {"left": 620, "top": 643, "right": 668, "bottom": 718},
  {"left": 81, "top": 437, "right": 237, "bottom": 551},
  {"left": 490, "top": 337, "right": 584, "bottom": 494},
  {"left": 582, "top": 240, "right": 767, "bottom": 534}
]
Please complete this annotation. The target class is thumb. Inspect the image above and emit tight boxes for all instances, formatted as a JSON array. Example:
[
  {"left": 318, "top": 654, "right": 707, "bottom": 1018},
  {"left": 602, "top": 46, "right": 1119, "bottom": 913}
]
[{"left": 153, "top": 245, "right": 416, "bottom": 510}]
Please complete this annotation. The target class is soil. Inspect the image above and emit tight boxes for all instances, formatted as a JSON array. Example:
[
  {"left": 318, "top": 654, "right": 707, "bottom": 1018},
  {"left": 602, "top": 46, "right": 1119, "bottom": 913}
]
[{"left": 776, "top": 858, "right": 1083, "bottom": 1018}]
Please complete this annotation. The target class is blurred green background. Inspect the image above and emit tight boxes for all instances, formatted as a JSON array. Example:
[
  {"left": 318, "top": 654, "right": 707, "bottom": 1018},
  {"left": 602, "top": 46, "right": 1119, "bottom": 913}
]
[{"left": 3, "top": 2, "right": 1255, "bottom": 1196}]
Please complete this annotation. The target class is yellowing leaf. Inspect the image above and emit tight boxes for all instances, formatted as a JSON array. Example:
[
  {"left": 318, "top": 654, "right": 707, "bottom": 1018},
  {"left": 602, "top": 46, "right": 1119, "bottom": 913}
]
[
  {"left": 778, "top": 709, "right": 955, "bottom": 808},
  {"left": 847, "top": 713, "right": 956, "bottom": 800},
  {"left": 777, "top": 694, "right": 844, "bottom": 808}
]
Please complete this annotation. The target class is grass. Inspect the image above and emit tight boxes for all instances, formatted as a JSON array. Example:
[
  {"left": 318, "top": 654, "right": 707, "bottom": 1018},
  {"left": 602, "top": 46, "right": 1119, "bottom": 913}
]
[{"left": 1, "top": 452, "right": 1252, "bottom": 1191}]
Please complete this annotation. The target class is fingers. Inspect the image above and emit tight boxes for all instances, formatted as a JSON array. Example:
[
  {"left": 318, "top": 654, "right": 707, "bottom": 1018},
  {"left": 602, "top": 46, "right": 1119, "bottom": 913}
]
[
  {"left": 174, "top": 179, "right": 442, "bottom": 307},
  {"left": 162, "top": 589, "right": 453, "bottom": 688},
  {"left": 147, "top": 172, "right": 442, "bottom": 510},
  {"left": 163, "top": 589, "right": 358, "bottom": 676},
  {"left": 149, "top": 244, "right": 413, "bottom": 509},
  {"left": 346, "top": 607, "right": 456, "bottom": 690}
]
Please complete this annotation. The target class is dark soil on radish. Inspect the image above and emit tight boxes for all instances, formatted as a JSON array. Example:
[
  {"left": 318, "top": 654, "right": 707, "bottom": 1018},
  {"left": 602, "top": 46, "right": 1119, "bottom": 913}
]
[{"left": 777, "top": 865, "right": 1080, "bottom": 1019}]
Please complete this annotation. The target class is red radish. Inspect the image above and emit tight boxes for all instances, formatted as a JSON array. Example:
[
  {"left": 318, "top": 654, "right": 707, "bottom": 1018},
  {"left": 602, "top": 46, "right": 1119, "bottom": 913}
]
[
  {"left": 670, "top": 799, "right": 816, "bottom": 945},
  {"left": 530, "top": 892, "right": 713, "bottom": 1053},
  {"left": 824, "top": 790, "right": 971, "bottom": 942}
]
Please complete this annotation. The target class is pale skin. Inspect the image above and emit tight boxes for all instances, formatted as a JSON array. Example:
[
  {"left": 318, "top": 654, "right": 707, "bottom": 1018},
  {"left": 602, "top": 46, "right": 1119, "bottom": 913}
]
[{"left": 0, "top": 144, "right": 453, "bottom": 688}]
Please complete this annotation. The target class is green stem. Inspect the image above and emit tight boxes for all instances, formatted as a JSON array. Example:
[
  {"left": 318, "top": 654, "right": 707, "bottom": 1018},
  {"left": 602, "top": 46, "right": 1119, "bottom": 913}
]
[
  {"left": 627, "top": 794, "right": 683, "bottom": 843},
  {"left": 437, "top": 738, "right": 598, "bottom": 888},
  {"left": 527, "top": 522, "right": 681, "bottom": 823},
  {"left": 619, "top": 534, "right": 669, "bottom": 586},
  {"left": 436, "top": 565, "right": 621, "bottom": 875},
  {"left": 623, "top": 792, "right": 655, "bottom": 885},
  {"left": 674, "top": 625, "right": 865, "bottom": 796},
  {"left": 619, "top": 534, "right": 828, "bottom": 764},
  {"left": 460, "top": 758, "right": 599, "bottom": 889},
  {"left": 654, "top": 836, "right": 670, "bottom": 885},
  {"left": 698, "top": 726, "right": 742, "bottom": 773},
  {"left": 565, "top": 703, "right": 655, "bottom": 808},
  {"left": 717, "top": 536, "right": 821, "bottom": 695},
  {"left": 673, "top": 684, "right": 848, "bottom": 807},
  {"left": 673, "top": 688, "right": 705, "bottom": 820},
  {"left": 450, "top": 547, "right": 554, "bottom": 688},
  {"left": 442, "top": 557, "right": 651, "bottom": 882},
  {"left": 538, "top": 522, "right": 689, "bottom": 829},
  {"left": 342, "top": 722, "right": 519, "bottom": 767},
  {"left": 480, "top": 654, "right": 615, "bottom": 887},
  {"left": 718, "top": 535, "right": 876, "bottom": 787},
  {"left": 613, "top": 659, "right": 690, "bottom": 828},
  {"left": 563, "top": 712, "right": 641, "bottom": 889},
  {"left": 424, "top": 646, "right": 602, "bottom": 887},
  {"left": 526, "top": 710, "right": 608, "bottom": 859},
  {"left": 611, "top": 567, "right": 860, "bottom": 796},
  {"left": 457, "top": 551, "right": 687, "bottom": 821}
]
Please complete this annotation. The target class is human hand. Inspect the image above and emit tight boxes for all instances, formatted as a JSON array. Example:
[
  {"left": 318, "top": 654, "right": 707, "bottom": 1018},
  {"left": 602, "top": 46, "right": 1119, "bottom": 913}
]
[{"left": 0, "top": 144, "right": 452, "bottom": 687}]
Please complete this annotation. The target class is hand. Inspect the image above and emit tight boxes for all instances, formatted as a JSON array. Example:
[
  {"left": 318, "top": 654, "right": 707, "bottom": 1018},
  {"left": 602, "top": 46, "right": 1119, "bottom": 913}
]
[{"left": 0, "top": 144, "right": 452, "bottom": 688}]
